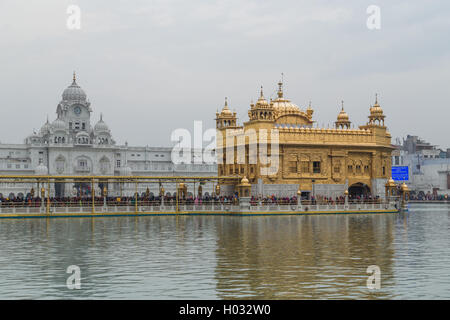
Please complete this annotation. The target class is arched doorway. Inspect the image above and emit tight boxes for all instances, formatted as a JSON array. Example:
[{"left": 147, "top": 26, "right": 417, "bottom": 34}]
[
  {"left": 54, "top": 179, "right": 65, "bottom": 198},
  {"left": 97, "top": 179, "right": 108, "bottom": 196},
  {"left": 348, "top": 183, "right": 371, "bottom": 198},
  {"left": 74, "top": 182, "right": 90, "bottom": 196}
]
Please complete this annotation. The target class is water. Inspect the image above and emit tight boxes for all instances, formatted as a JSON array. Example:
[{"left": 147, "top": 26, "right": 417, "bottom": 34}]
[{"left": 0, "top": 203, "right": 449, "bottom": 299}]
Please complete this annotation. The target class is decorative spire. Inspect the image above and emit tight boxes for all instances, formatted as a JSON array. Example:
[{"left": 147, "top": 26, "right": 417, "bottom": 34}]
[
  {"left": 341, "top": 100, "right": 344, "bottom": 110},
  {"left": 220, "top": 97, "right": 232, "bottom": 115},
  {"left": 375, "top": 93, "right": 378, "bottom": 104},
  {"left": 222, "top": 97, "right": 230, "bottom": 111},
  {"left": 72, "top": 71, "right": 77, "bottom": 84},
  {"left": 277, "top": 80, "right": 283, "bottom": 98},
  {"left": 276, "top": 73, "right": 285, "bottom": 98},
  {"left": 46, "top": 114, "right": 49, "bottom": 124},
  {"left": 100, "top": 113, "right": 103, "bottom": 121},
  {"left": 260, "top": 85, "right": 264, "bottom": 98}
]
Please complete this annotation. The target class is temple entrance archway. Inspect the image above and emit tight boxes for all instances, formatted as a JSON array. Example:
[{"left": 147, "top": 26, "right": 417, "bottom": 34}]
[{"left": 348, "top": 183, "right": 371, "bottom": 198}]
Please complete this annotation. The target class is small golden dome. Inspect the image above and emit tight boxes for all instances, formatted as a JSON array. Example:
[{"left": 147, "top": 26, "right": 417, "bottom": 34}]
[
  {"left": 241, "top": 176, "right": 250, "bottom": 185},
  {"left": 385, "top": 177, "right": 396, "bottom": 187},
  {"left": 337, "top": 101, "right": 349, "bottom": 120},
  {"left": 370, "top": 94, "right": 384, "bottom": 116},
  {"left": 401, "top": 182, "right": 409, "bottom": 192},
  {"left": 220, "top": 97, "right": 232, "bottom": 115},
  {"left": 337, "top": 109, "right": 349, "bottom": 121},
  {"left": 370, "top": 105, "right": 383, "bottom": 115},
  {"left": 255, "top": 86, "right": 269, "bottom": 107}
]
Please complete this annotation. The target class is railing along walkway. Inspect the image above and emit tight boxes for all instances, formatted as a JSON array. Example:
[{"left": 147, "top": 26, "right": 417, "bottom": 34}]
[{"left": 0, "top": 201, "right": 397, "bottom": 215}]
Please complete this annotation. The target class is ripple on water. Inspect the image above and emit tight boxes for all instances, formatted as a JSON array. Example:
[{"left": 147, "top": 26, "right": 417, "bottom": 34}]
[{"left": 0, "top": 206, "right": 448, "bottom": 299}]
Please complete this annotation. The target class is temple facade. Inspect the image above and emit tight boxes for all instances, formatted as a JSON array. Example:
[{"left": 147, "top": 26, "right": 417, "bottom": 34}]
[
  {"left": 216, "top": 81, "right": 393, "bottom": 199},
  {"left": 0, "top": 74, "right": 216, "bottom": 198}
]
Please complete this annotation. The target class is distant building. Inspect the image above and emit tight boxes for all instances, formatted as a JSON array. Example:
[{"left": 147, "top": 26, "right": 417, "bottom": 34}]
[
  {"left": 0, "top": 74, "right": 216, "bottom": 198},
  {"left": 392, "top": 135, "right": 450, "bottom": 196}
]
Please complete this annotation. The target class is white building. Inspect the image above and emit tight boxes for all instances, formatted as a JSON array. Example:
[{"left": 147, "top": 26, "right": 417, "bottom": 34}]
[
  {"left": 0, "top": 74, "right": 217, "bottom": 198},
  {"left": 392, "top": 135, "right": 450, "bottom": 197}
]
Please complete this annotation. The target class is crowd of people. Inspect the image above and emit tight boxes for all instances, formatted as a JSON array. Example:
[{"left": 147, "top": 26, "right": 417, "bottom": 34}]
[
  {"left": 0, "top": 194, "right": 239, "bottom": 207},
  {"left": 409, "top": 193, "right": 449, "bottom": 201},
  {"left": 0, "top": 191, "right": 388, "bottom": 208}
]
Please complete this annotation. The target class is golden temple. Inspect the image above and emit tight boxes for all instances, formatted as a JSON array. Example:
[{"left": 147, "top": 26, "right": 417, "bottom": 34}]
[{"left": 216, "top": 81, "right": 393, "bottom": 199}]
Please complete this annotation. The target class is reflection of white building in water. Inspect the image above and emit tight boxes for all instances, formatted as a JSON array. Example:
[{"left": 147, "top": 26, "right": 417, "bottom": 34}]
[{"left": 0, "top": 74, "right": 217, "bottom": 198}]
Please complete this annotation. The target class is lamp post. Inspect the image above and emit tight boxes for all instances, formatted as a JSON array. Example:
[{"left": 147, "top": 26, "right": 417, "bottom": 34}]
[
  {"left": 160, "top": 185, "right": 165, "bottom": 207},
  {"left": 135, "top": 180, "right": 138, "bottom": 213},
  {"left": 46, "top": 179, "right": 50, "bottom": 214},
  {"left": 91, "top": 178, "right": 95, "bottom": 214},
  {"left": 401, "top": 183, "right": 410, "bottom": 211},
  {"left": 40, "top": 187, "right": 45, "bottom": 211},
  {"left": 344, "top": 190, "right": 349, "bottom": 210},
  {"left": 103, "top": 186, "right": 107, "bottom": 209},
  {"left": 297, "top": 186, "right": 302, "bottom": 211}
]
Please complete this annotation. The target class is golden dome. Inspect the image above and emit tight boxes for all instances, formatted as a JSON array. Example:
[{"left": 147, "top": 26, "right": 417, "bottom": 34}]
[
  {"left": 220, "top": 97, "right": 232, "bottom": 115},
  {"left": 335, "top": 101, "right": 351, "bottom": 129},
  {"left": 370, "top": 94, "right": 384, "bottom": 116},
  {"left": 240, "top": 176, "right": 251, "bottom": 186},
  {"left": 271, "top": 81, "right": 301, "bottom": 111},
  {"left": 385, "top": 177, "right": 396, "bottom": 187},
  {"left": 337, "top": 103, "right": 349, "bottom": 121},
  {"left": 401, "top": 182, "right": 409, "bottom": 192},
  {"left": 255, "top": 86, "right": 269, "bottom": 107}
]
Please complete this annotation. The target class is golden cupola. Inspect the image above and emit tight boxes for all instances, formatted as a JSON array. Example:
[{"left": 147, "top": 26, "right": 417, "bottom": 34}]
[
  {"left": 267, "top": 80, "right": 314, "bottom": 126},
  {"left": 248, "top": 86, "right": 274, "bottom": 121},
  {"left": 255, "top": 86, "right": 269, "bottom": 107},
  {"left": 368, "top": 94, "right": 385, "bottom": 126},
  {"left": 216, "top": 97, "right": 237, "bottom": 128},
  {"left": 271, "top": 81, "right": 301, "bottom": 112},
  {"left": 335, "top": 100, "right": 351, "bottom": 129}
]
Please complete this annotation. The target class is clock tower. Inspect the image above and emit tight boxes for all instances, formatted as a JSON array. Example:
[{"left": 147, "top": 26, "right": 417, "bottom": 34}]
[{"left": 57, "top": 72, "right": 93, "bottom": 134}]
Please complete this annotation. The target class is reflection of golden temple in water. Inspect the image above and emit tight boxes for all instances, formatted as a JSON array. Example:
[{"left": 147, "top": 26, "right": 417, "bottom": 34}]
[{"left": 213, "top": 215, "right": 396, "bottom": 299}]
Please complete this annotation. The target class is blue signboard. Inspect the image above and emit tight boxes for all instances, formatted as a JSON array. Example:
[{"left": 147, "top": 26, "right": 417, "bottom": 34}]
[{"left": 392, "top": 166, "right": 409, "bottom": 181}]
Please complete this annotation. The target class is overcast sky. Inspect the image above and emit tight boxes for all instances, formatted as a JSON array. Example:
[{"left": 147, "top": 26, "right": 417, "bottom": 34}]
[{"left": 1, "top": 0, "right": 449, "bottom": 149}]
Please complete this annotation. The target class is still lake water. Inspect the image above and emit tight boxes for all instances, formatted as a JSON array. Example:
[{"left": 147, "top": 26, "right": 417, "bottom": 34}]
[{"left": 0, "top": 203, "right": 449, "bottom": 299}]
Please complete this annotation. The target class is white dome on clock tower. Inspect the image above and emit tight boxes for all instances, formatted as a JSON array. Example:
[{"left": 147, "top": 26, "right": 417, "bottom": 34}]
[{"left": 62, "top": 72, "right": 87, "bottom": 102}]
